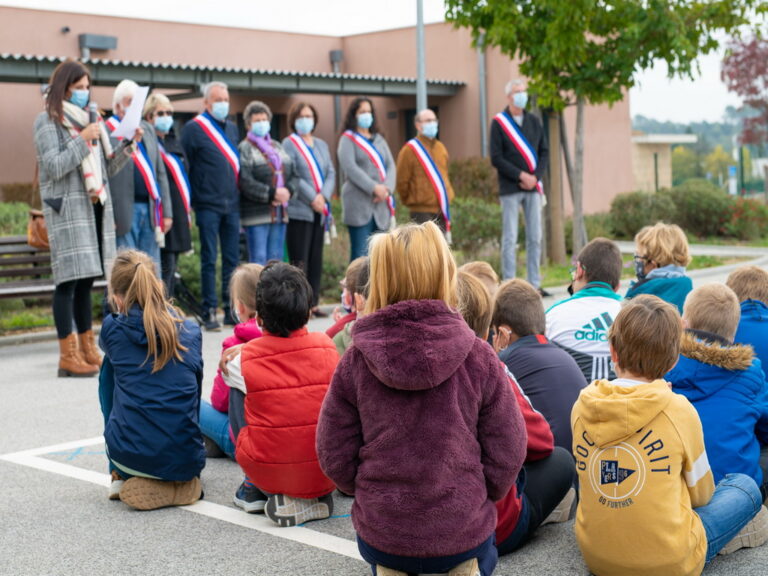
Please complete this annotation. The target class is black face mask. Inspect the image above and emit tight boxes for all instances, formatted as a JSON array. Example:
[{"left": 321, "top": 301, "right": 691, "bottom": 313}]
[
  {"left": 634, "top": 259, "right": 647, "bottom": 281},
  {"left": 567, "top": 282, "right": 574, "bottom": 296}
]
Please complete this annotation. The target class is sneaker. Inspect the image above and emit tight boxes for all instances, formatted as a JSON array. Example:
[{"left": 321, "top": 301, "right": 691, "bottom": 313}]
[
  {"left": 265, "top": 493, "right": 333, "bottom": 527},
  {"left": 719, "top": 505, "right": 768, "bottom": 555},
  {"left": 233, "top": 481, "right": 268, "bottom": 514},
  {"left": 109, "top": 470, "right": 124, "bottom": 501},
  {"left": 448, "top": 558, "right": 481, "bottom": 576},
  {"left": 537, "top": 287, "right": 553, "bottom": 298},
  {"left": 376, "top": 567, "right": 407, "bottom": 576},
  {"left": 542, "top": 486, "right": 576, "bottom": 525},
  {"left": 203, "top": 308, "right": 221, "bottom": 332},
  {"left": 203, "top": 435, "right": 226, "bottom": 458},
  {"left": 119, "top": 477, "right": 202, "bottom": 511}
]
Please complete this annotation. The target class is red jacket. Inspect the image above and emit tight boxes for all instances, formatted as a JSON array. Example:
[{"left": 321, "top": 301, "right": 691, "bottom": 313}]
[
  {"left": 237, "top": 327, "right": 339, "bottom": 498},
  {"left": 495, "top": 363, "right": 555, "bottom": 544}
]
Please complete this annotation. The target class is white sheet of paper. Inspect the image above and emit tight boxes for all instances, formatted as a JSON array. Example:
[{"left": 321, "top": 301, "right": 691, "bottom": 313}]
[{"left": 111, "top": 85, "right": 149, "bottom": 140}]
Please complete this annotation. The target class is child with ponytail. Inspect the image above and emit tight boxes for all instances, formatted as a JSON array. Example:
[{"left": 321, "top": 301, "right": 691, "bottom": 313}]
[{"left": 99, "top": 249, "right": 205, "bottom": 510}]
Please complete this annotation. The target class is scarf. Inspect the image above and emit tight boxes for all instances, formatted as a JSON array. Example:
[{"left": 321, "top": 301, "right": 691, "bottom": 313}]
[
  {"left": 248, "top": 132, "right": 287, "bottom": 223},
  {"left": 61, "top": 100, "right": 114, "bottom": 204},
  {"left": 646, "top": 264, "right": 687, "bottom": 279}
]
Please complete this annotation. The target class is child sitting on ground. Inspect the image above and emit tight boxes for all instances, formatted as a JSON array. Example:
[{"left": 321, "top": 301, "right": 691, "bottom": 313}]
[
  {"left": 333, "top": 257, "right": 369, "bottom": 356},
  {"left": 727, "top": 265, "right": 768, "bottom": 373},
  {"left": 666, "top": 283, "right": 768, "bottom": 500},
  {"left": 235, "top": 262, "right": 339, "bottom": 526},
  {"left": 199, "top": 263, "right": 263, "bottom": 459},
  {"left": 317, "top": 222, "right": 526, "bottom": 576},
  {"left": 459, "top": 260, "right": 500, "bottom": 299},
  {"left": 573, "top": 294, "right": 763, "bottom": 575},
  {"left": 99, "top": 249, "right": 204, "bottom": 510},
  {"left": 326, "top": 256, "right": 368, "bottom": 340},
  {"left": 456, "top": 270, "right": 575, "bottom": 555}
]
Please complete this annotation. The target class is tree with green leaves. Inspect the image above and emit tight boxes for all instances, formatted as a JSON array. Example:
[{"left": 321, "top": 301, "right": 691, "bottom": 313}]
[{"left": 445, "top": 0, "right": 766, "bottom": 255}]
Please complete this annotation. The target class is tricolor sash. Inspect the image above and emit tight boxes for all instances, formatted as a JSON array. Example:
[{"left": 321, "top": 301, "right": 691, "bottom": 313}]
[
  {"left": 494, "top": 111, "right": 544, "bottom": 195},
  {"left": 134, "top": 141, "right": 164, "bottom": 234},
  {"left": 406, "top": 138, "right": 452, "bottom": 243},
  {"left": 342, "top": 130, "right": 386, "bottom": 182},
  {"left": 288, "top": 133, "right": 324, "bottom": 193},
  {"left": 105, "top": 115, "right": 120, "bottom": 133},
  {"left": 159, "top": 143, "right": 192, "bottom": 227},
  {"left": 192, "top": 112, "right": 240, "bottom": 178}
]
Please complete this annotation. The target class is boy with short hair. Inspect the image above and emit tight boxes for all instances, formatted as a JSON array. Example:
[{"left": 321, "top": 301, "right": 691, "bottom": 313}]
[
  {"left": 236, "top": 262, "right": 339, "bottom": 526},
  {"left": 333, "top": 257, "right": 369, "bottom": 355},
  {"left": 726, "top": 265, "right": 768, "bottom": 372},
  {"left": 573, "top": 295, "right": 763, "bottom": 575},
  {"left": 667, "top": 283, "right": 768, "bottom": 499}
]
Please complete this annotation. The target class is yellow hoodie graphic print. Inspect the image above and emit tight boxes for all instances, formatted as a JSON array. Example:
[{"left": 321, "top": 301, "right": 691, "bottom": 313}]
[{"left": 572, "top": 379, "right": 714, "bottom": 576}]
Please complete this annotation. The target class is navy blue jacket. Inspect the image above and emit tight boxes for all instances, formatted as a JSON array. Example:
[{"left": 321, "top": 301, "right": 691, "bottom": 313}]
[
  {"left": 734, "top": 299, "right": 768, "bottom": 377},
  {"left": 100, "top": 306, "right": 205, "bottom": 481},
  {"left": 181, "top": 111, "right": 240, "bottom": 214},
  {"left": 499, "top": 334, "right": 586, "bottom": 451}
]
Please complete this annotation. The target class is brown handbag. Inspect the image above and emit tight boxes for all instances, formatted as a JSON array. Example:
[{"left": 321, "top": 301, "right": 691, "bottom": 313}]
[{"left": 27, "top": 209, "right": 49, "bottom": 250}]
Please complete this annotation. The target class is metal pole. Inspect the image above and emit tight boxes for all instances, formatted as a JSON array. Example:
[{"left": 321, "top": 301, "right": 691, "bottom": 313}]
[
  {"left": 477, "top": 32, "right": 488, "bottom": 158},
  {"left": 329, "top": 50, "right": 344, "bottom": 131},
  {"left": 416, "top": 0, "right": 427, "bottom": 112}
]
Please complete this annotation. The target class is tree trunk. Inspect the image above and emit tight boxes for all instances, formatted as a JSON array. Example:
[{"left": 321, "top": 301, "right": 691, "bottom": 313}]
[
  {"left": 546, "top": 111, "right": 567, "bottom": 265},
  {"left": 560, "top": 99, "right": 588, "bottom": 255}
]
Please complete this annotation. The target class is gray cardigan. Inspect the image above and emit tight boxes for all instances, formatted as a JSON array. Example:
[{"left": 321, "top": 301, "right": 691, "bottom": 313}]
[
  {"left": 337, "top": 132, "right": 396, "bottom": 229},
  {"left": 282, "top": 135, "right": 335, "bottom": 224},
  {"left": 34, "top": 111, "right": 133, "bottom": 285},
  {"left": 108, "top": 119, "right": 172, "bottom": 238}
]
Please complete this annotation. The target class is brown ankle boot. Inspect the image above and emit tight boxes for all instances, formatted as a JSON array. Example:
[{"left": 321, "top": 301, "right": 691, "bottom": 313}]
[
  {"left": 78, "top": 329, "right": 102, "bottom": 368},
  {"left": 58, "top": 333, "right": 99, "bottom": 377}
]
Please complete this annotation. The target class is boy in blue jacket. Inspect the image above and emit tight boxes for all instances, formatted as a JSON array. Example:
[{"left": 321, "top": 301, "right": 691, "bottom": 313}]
[{"left": 727, "top": 265, "right": 768, "bottom": 377}]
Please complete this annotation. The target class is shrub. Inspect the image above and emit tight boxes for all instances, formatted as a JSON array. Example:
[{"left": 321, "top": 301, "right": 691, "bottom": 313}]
[
  {"left": 450, "top": 196, "right": 502, "bottom": 257},
  {"left": 662, "top": 179, "right": 732, "bottom": 237},
  {"left": 724, "top": 197, "right": 768, "bottom": 241},
  {"left": 565, "top": 212, "right": 616, "bottom": 254},
  {"left": 449, "top": 157, "right": 498, "bottom": 201},
  {"left": 609, "top": 191, "right": 676, "bottom": 239},
  {"left": 0, "top": 202, "right": 30, "bottom": 236}
]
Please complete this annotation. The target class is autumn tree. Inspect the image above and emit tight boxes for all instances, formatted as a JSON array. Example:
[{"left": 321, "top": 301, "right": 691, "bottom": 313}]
[
  {"left": 722, "top": 33, "right": 768, "bottom": 145},
  {"left": 445, "top": 0, "right": 766, "bottom": 255}
]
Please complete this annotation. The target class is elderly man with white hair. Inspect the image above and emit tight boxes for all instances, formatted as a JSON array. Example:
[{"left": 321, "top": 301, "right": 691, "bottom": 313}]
[
  {"left": 181, "top": 81, "right": 240, "bottom": 331},
  {"left": 490, "top": 79, "right": 550, "bottom": 296},
  {"left": 106, "top": 79, "right": 172, "bottom": 271},
  {"left": 395, "top": 108, "right": 455, "bottom": 242}
]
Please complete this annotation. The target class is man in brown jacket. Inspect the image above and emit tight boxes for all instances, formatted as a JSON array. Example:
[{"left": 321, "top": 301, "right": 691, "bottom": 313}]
[{"left": 395, "top": 109, "right": 455, "bottom": 236}]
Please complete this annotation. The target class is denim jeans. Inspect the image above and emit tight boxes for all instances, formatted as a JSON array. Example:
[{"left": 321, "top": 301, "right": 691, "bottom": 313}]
[
  {"left": 195, "top": 209, "right": 241, "bottom": 310},
  {"left": 116, "top": 202, "right": 160, "bottom": 273},
  {"left": 348, "top": 217, "right": 382, "bottom": 262},
  {"left": 198, "top": 400, "right": 235, "bottom": 458},
  {"left": 696, "top": 472, "right": 762, "bottom": 561},
  {"left": 244, "top": 222, "right": 286, "bottom": 265},
  {"left": 500, "top": 192, "right": 542, "bottom": 286},
  {"left": 358, "top": 533, "right": 497, "bottom": 576}
]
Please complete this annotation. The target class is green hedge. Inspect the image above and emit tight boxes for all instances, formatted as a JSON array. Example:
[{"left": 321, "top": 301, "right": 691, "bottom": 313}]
[{"left": 609, "top": 191, "right": 676, "bottom": 238}]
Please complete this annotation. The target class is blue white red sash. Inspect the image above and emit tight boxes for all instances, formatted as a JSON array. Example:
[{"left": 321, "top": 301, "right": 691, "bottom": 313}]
[
  {"left": 406, "top": 138, "right": 452, "bottom": 241},
  {"left": 159, "top": 143, "right": 192, "bottom": 227},
  {"left": 342, "top": 130, "right": 386, "bottom": 182},
  {"left": 134, "top": 142, "right": 164, "bottom": 227},
  {"left": 494, "top": 111, "right": 543, "bottom": 195},
  {"left": 287, "top": 133, "right": 324, "bottom": 193},
  {"left": 192, "top": 112, "right": 239, "bottom": 178},
  {"left": 105, "top": 116, "right": 120, "bottom": 133}
]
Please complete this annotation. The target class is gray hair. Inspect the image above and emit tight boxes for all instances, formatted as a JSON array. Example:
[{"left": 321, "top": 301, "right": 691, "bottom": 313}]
[
  {"left": 112, "top": 79, "right": 138, "bottom": 109},
  {"left": 504, "top": 78, "right": 526, "bottom": 95},
  {"left": 203, "top": 81, "right": 228, "bottom": 100},
  {"left": 243, "top": 100, "right": 273, "bottom": 127}
]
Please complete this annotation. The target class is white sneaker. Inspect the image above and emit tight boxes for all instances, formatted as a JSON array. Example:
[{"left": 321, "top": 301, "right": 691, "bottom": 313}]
[
  {"left": 109, "top": 470, "right": 124, "bottom": 501},
  {"left": 542, "top": 486, "right": 576, "bottom": 525},
  {"left": 719, "top": 504, "right": 768, "bottom": 555}
]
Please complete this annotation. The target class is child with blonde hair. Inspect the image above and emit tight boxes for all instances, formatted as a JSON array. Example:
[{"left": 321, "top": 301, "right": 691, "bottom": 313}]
[
  {"left": 727, "top": 265, "right": 768, "bottom": 372},
  {"left": 318, "top": 222, "right": 526, "bottom": 576},
  {"left": 99, "top": 249, "right": 204, "bottom": 510}
]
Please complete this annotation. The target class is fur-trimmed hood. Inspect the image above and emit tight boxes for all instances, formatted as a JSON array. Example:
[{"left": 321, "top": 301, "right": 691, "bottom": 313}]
[{"left": 680, "top": 330, "right": 754, "bottom": 371}]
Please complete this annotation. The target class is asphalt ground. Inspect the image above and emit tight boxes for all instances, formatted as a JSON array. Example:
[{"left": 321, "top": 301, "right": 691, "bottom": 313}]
[{"left": 2, "top": 249, "right": 768, "bottom": 575}]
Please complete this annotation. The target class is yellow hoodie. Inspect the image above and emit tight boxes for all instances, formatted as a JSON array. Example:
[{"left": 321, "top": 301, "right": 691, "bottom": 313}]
[{"left": 572, "top": 379, "right": 714, "bottom": 576}]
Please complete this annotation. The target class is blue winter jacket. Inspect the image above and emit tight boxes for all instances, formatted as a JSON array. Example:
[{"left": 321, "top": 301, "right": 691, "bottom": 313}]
[
  {"left": 625, "top": 275, "right": 692, "bottom": 314},
  {"left": 734, "top": 299, "right": 768, "bottom": 378},
  {"left": 666, "top": 329, "right": 768, "bottom": 487},
  {"left": 100, "top": 306, "right": 205, "bottom": 481}
]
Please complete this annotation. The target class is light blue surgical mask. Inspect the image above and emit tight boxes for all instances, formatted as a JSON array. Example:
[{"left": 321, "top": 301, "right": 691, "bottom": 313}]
[
  {"left": 357, "top": 112, "right": 373, "bottom": 130},
  {"left": 250, "top": 120, "right": 271, "bottom": 138},
  {"left": 512, "top": 91, "right": 529, "bottom": 109},
  {"left": 211, "top": 101, "right": 229, "bottom": 122},
  {"left": 154, "top": 115, "right": 173, "bottom": 133},
  {"left": 295, "top": 117, "right": 315, "bottom": 135},
  {"left": 421, "top": 121, "right": 439, "bottom": 139},
  {"left": 69, "top": 89, "right": 89, "bottom": 109}
]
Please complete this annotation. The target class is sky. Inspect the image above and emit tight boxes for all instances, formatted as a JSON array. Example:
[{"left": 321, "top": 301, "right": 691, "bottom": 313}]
[{"left": 0, "top": 0, "right": 753, "bottom": 123}]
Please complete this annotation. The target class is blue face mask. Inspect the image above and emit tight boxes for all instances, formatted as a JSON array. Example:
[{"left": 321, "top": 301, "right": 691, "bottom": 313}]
[
  {"left": 295, "top": 117, "right": 315, "bottom": 135},
  {"left": 154, "top": 115, "right": 173, "bottom": 133},
  {"left": 512, "top": 91, "right": 529, "bottom": 109},
  {"left": 357, "top": 112, "right": 373, "bottom": 130},
  {"left": 211, "top": 101, "right": 229, "bottom": 122},
  {"left": 69, "top": 89, "right": 89, "bottom": 109},
  {"left": 250, "top": 120, "right": 271, "bottom": 138},
  {"left": 421, "top": 121, "right": 439, "bottom": 139}
]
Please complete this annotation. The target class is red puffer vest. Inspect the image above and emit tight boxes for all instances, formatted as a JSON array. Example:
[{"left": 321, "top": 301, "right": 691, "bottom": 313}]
[{"left": 237, "top": 327, "right": 339, "bottom": 498}]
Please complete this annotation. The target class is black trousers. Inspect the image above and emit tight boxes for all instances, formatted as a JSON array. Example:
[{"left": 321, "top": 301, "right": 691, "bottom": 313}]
[
  {"left": 286, "top": 213, "right": 324, "bottom": 307},
  {"left": 161, "top": 250, "right": 178, "bottom": 298},
  {"left": 53, "top": 277, "right": 95, "bottom": 339}
]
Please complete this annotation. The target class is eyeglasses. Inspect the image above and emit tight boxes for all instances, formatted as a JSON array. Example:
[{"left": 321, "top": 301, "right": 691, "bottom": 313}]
[
  {"left": 155, "top": 111, "right": 173, "bottom": 117},
  {"left": 569, "top": 262, "right": 585, "bottom": 280},
  {"left": 633, "top": 254, "right": 649, "bottom": 262}
]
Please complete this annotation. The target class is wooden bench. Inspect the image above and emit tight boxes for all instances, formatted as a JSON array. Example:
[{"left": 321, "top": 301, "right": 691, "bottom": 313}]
[{"left": 0, "top": 235, "right": 106, "bottom": 299}]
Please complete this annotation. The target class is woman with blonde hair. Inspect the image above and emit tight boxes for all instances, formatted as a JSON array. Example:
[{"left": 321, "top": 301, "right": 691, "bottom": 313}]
[
  {"left": 627, "top": 222, "right": 693, "bottom": 313},
  {"left": 99, "top": 249, "right": 205, "bottom": 510},
  {"left": 317, "top": 222, "right": 526, "bottom": 576}
]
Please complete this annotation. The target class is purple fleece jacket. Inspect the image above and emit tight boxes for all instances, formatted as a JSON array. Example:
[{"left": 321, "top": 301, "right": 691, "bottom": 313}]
[{"left": 317, "top": 299, "right": 526, "bottom": 558}]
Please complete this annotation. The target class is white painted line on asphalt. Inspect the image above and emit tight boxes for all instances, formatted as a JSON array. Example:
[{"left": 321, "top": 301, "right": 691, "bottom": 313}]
[{"left": 0, "top": 437, "right": 364, "bottom": 563}]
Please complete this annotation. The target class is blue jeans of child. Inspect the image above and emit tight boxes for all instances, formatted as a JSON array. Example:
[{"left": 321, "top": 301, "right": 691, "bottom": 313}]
[
  {"left": 116, "top": 202, "right": 160, "bottom": 272},
  {"left": 244, "top": 223, "right": 286, "bottom": 265},
  {"left": 696, "top": 472, "right": 762, "bottom": 561},
  {"left": 198, "top": 400, "right": 235, "bottom": 458},
  {"left": 500, "top": 192, "right": 542, "bottom": 286},
  {"left": 348, "top": 217, "right": 383, "bottom": 262},
  {"left": 196, "top": 209, "right": 240, "bottom": 310},
  {"left": 358, "top": 533, "right": 497, "bottom": 576}
]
